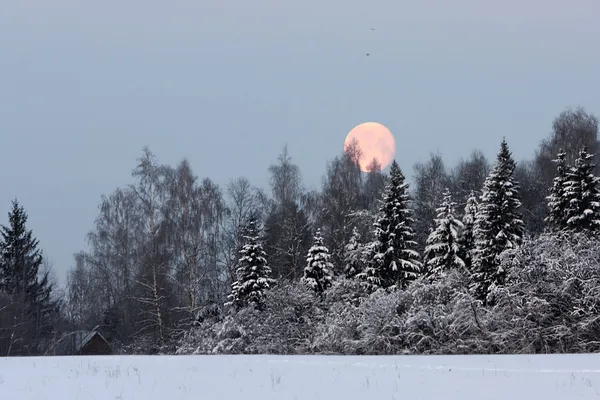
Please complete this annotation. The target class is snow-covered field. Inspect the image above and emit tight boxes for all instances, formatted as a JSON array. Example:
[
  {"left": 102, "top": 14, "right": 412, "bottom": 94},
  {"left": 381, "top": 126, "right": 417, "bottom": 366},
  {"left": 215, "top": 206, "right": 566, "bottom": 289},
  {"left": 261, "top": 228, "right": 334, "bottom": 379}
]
[{"left": 2, "top": 354, "right": 600, "bottom": 399}]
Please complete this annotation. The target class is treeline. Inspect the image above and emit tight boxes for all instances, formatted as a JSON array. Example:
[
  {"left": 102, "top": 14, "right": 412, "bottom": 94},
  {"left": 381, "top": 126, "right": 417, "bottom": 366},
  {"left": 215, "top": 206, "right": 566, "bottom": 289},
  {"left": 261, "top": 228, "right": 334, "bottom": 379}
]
[
  {"left": 179, "top": 232, "right": 600, "bottom": 355},
  {"left": 1, "top": 106, "right": 598, "bottom": 355},
  {"left": 194, "top": 123, "right": 600, "bottom": 355},
  {"left": 65, "top": 145, "right": 389, "bottom": 352}
]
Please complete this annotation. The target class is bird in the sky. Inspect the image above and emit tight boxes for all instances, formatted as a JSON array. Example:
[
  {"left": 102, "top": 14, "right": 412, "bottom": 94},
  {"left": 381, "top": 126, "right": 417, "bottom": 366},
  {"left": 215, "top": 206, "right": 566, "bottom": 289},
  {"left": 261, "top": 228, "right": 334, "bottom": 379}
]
[{"left": 366, "top": 28, "right": 374, "bottom": 55}]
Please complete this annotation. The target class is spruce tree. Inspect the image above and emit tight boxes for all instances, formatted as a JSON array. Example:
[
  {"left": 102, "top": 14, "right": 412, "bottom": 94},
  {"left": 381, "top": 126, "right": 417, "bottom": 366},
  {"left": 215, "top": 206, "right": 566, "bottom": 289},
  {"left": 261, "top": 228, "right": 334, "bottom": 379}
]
[
  {"left": 562, "top": 147, "right": 600, "bottom": 232},
  {"left": 302, "top": 229, "right": 333, "bottom": 294},
  {"left": 0, "top": 200, "right": 48, "bottom": 303},
  {"left": 459, "top": 191, "right": 478, "bottom": 273},
  {"left": 226, "top": 217, "right": 274, "bottom": 310},
  {"left": 0, "top": 200, "right": 55, "bottom": 354},
  {"left": 361, "top": 160, "right": 421, "bottom": 290},
  {"left": 343, "top": 227, "right": 364, "bottom": 278},
  {"left": 472, "top": 139, "right": 524, "bottom": 303},
  {"left": 423, "top": 188, "right": 465, "bottom": 280},
  {"left": 545, "top": 149, "right": 569, "bottom": 231}
]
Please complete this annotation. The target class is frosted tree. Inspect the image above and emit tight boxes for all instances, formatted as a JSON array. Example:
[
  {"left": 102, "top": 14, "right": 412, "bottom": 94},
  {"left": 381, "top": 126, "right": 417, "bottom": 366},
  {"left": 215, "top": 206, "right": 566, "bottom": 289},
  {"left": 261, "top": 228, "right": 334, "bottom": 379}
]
[
  {"left": 459, "top": 191, "right": 478, "bottom": 273},
  {"left": 472, "top": 139, "right": 524, "bottom": 303},
  {"left": 563, "top": 147, "right": 600, "bottom": 232},
  {"left": 226, "top": 217, "right": 274, "bottom": 310},
  {"left": 360, "top": 160, "right": 421, "bottom": 290},
  {"left": 544, "top": 149, "right": 568, "bottom": 231},
  {"left": 423, "top": 188, "right": 465, "bottom": 280},
  {"left": 302, "top": 229, "right": 333, "bottom": 294},
  {"left": 343, "top": 227, "right": 365, "bottom": 278}
]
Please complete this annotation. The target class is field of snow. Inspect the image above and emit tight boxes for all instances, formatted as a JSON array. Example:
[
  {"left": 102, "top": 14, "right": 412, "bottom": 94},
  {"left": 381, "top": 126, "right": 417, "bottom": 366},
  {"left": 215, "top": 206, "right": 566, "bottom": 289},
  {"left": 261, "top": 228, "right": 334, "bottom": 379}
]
[{"left": 2, "top": 354, "right": 600, "bottom": 399}]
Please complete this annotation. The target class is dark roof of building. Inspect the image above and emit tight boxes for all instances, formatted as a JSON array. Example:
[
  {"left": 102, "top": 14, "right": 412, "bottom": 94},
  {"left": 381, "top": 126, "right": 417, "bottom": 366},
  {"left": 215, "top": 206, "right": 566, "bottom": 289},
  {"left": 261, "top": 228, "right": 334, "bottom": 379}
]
[{"left": 52, "top": 328, "right": 110, "bottom": 355}]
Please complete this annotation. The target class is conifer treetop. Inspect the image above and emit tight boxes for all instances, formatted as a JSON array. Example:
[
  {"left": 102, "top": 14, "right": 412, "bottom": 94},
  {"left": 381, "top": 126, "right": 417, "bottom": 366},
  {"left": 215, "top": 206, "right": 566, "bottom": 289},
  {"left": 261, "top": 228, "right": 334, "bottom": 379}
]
[
  {"left": 463, "top": 191, "right": 478, "bottom": 222},
  {"left": 344, "top": 227, "right": 364, "bottom": 278},
  {"left": 226, "top": 216, "right": 274, "bottom": 309},
  {"left": 563, "top": 147, "right": 600, "bottom": 232},
  {"left": 472, "top": 139, "right": 524, "bottom": 303},
  {"left": 0, "top": 199, "right": 49, "bottom": 305},
  {"left": 458, "top": 190, "right": 478, "bottom": 274},
  {"left": 545, "top": 149, "right": 568, "bottom": 230},
  {"left": 362, "top": 160, "right": 421, "bottom": 290},
  {"left": 303, "top": 228, "right": 334, "bottom": 294},
  {"left": 424, "top": 188, "right": 465, "bottom": 279}
]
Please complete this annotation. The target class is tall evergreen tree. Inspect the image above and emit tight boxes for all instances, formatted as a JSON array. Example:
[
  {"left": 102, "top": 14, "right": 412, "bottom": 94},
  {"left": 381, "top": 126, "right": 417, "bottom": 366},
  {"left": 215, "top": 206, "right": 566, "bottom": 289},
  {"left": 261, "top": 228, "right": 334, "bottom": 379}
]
[
  {"left": 0, "top": 200, "right": 48, "bottom": 302},
  {"left": 459, "top": 191, "right": 478, "bottom": 273},
  {"left": 0, "top": 199, "right": 55, "bottom": 355},
  {"left": 226, "top": 217, "right": 274, "bottom": 310},
  {"left": 423, "top": 188, "right": 465, "bottom": 280},
  {"left": 302, "top": 229, "right": 333, "bottom": 294},
  {"left": 563, "top": 147, "right": 600, "bottom": 232},
  {"left": 472, "top": 139, "right": 524, "bottom": 303},
  {"left": 545, "top": 149, "right": 569, "bottom": 231},
  {"left": 360, "top": 160, "right": 421, "bottom": 290}
]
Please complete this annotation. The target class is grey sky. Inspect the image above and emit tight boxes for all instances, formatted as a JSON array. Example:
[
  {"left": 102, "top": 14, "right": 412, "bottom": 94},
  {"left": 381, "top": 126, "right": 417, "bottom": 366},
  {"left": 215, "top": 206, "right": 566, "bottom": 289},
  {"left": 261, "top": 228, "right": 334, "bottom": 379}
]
[{"left": 1, "top": 0, "right": 599, "bottom": 286}]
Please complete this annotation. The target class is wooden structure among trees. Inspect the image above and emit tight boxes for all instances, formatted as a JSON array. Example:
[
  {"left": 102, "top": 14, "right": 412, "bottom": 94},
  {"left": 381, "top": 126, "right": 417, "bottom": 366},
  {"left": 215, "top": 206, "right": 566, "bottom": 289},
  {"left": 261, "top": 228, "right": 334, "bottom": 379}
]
[{"left": 52, "top": 328, "right": 111, "bottom": 356}]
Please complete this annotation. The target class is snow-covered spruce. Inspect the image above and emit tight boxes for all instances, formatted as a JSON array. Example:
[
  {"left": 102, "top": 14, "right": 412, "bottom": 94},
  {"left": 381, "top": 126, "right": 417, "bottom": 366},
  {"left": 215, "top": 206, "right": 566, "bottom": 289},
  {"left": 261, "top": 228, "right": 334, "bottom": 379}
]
[
  {"left": 545, "top": 149, "right": 569, "bottom": 231},
  {"left": 458, "top": 190, "right": 478, "bottom": 273},
  {"left": 359, "top": 160, "right": 421, "bottom": 291},
  {"left": 343, "top": 227, "right": 365, "bottom": 278},
  {"left": 562, "top": 147, "right": 600, "bottom": 232},
  {"left": 472, "top": 139, "right": 524, "bottom": 303},
  {"left": 225, "top": 217, "right": 274, "bottom": 310},
  {"left": 302, "top": 229, "right": 333, "bottom": 294},
  {"left": 423, "top": 188, "right": 465, "bottom": 280}
]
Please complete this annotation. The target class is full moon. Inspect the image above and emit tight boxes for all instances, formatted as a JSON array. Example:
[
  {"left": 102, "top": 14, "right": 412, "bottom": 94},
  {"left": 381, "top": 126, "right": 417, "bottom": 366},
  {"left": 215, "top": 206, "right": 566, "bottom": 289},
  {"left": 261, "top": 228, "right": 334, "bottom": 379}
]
[{"left": 344, "top": 122, "right": 396, "bottom": 172}]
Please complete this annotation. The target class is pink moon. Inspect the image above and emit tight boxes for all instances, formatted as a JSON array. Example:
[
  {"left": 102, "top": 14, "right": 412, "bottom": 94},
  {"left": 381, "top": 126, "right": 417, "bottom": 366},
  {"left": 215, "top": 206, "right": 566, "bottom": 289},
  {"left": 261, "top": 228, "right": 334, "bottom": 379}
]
[{"left": 344, "top": 122, "right": 396, "bottom": 172}]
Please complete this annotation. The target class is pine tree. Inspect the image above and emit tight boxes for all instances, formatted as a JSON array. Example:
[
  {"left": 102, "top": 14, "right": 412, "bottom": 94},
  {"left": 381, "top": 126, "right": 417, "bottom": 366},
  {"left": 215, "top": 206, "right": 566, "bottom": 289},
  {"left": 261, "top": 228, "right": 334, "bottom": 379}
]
[
  {"left": 360, "top": 160, "right": 421, "bottom": 290},
  {"left": 472, "top": 139, "right": 524, "bottom": 303},
  {"left": 423, "top": 188, "right": 465, "bottom": 280},
  {"left": 562, "top": 147, "right": 600, "bottom": 232},
  {"left": 459, "top": 191, "right": 478, "bottom": 273},
  {"left": 343, "top": 227, "right": 364, "bottom": 278},
  {"left": 545, "top": 149, "right": 569, "bottom": 231},
  {"left": 302, "top": 229, "right": 333, "bottom": 294},
  {"left": 226, "top": 217, "right": 274, "bottom": 310}
]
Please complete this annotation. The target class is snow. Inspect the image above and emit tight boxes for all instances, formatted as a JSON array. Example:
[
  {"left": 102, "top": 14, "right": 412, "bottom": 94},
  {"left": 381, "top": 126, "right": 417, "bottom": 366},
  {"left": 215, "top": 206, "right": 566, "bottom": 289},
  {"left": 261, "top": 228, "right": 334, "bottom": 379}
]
[{"left": 2, "top": 354, "right": 600, "bottom": 399}]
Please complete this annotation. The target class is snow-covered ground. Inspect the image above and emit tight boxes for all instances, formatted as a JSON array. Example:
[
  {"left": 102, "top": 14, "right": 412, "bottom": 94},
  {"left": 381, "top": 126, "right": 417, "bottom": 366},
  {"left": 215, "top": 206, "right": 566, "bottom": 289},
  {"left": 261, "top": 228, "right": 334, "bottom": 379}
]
[{"left": 2, "top": 354, "right": 600, "bottom": 399}]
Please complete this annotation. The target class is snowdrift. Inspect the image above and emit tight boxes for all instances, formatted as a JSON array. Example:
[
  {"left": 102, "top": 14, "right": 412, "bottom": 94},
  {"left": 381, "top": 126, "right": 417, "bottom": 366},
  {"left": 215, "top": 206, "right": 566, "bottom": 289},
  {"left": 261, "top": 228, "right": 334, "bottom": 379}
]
[{"left": 2, "top": 354, "right": 600, "bottom": 399}]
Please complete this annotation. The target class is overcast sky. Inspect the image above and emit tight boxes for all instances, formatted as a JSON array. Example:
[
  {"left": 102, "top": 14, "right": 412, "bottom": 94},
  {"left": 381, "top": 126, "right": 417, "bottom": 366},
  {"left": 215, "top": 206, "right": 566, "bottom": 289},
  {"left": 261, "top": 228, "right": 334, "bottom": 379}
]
[{"left": 1, "top": 0, "right": 599, "bottom": 286}]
